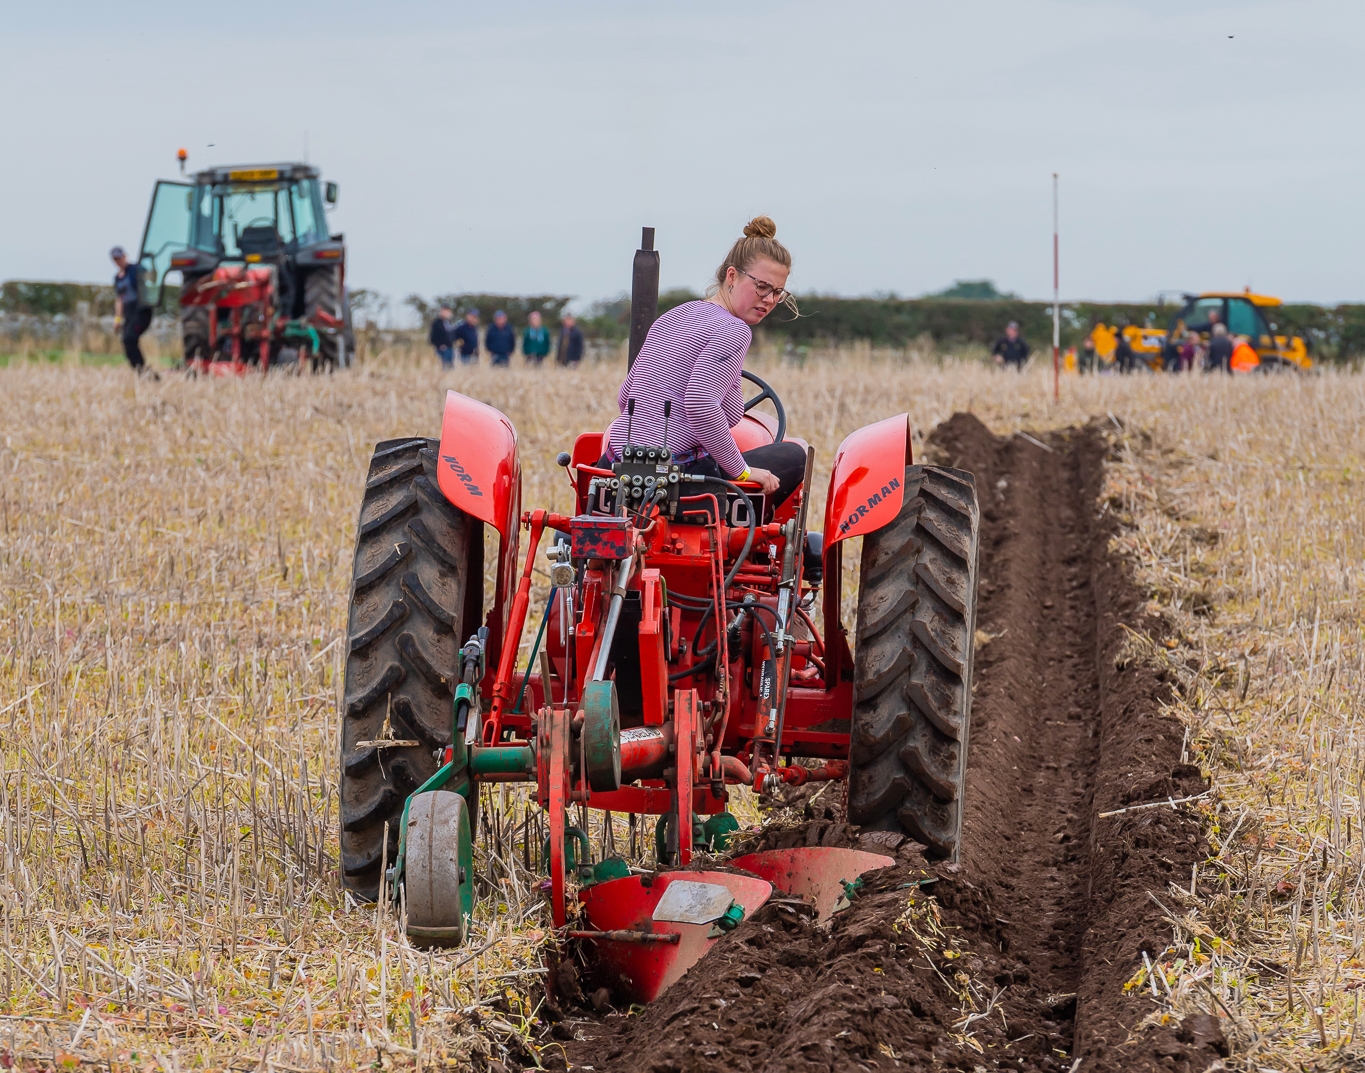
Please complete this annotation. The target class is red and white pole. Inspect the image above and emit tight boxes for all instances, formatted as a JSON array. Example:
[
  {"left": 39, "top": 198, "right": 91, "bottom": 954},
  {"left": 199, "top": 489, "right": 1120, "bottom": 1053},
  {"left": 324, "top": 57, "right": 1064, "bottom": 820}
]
[{"left": 1052, "top": 172, "right": 1060, "bottom": 403}]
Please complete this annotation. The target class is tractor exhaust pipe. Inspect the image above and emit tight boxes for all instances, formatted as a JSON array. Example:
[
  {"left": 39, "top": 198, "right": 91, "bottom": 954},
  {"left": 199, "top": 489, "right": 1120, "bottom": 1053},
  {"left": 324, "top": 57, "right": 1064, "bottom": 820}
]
[{"left": 627, "top": 227, "right": 659, "bottom": 369}]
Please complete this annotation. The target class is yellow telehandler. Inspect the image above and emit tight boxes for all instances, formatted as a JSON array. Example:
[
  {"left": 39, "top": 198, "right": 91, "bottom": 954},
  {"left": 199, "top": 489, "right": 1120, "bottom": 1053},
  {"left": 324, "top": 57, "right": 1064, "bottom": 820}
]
[{"left": 1091, "top": 290, "right": 1310, "bottom": 371}]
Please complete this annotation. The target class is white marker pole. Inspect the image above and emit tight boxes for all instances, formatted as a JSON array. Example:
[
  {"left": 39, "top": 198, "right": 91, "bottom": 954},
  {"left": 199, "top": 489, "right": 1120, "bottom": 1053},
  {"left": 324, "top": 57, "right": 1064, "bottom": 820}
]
[{"left": 1052, "top": 172, "right": 1060, "bottom": 403}]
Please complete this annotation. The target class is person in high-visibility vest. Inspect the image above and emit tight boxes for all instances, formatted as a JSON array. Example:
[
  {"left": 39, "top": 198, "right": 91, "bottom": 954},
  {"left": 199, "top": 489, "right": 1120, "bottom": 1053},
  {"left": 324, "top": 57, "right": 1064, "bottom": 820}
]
[{"left": 1229, "top": 336, "right": 1261, "bottom": 374}]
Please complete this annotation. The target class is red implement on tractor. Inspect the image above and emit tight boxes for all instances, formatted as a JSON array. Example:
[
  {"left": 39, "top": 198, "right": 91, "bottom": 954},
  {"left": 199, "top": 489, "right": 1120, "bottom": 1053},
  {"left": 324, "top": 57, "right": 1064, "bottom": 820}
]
[
  {"left": 180, "top": 264, "right": 327, "bottom": 376},
  {"left": 339, "top": 232, "right": 981, "bottom": 1001}
]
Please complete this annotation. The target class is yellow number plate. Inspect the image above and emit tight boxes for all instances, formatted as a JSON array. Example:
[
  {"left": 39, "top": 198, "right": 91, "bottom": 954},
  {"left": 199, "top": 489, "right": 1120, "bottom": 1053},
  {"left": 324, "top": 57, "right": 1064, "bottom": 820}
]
[{"left": 228, "top": 168, "right": 280, "bottom": 181}]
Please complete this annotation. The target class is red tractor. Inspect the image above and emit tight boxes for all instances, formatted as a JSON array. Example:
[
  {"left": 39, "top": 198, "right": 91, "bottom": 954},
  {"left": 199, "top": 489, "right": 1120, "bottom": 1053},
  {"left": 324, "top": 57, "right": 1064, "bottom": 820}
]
[
  {"left": 137, "top": 159, "right": 352, "bottom": 374},
  {"left": 340, "top": 233, "right": 981, "bottom": 1000}
]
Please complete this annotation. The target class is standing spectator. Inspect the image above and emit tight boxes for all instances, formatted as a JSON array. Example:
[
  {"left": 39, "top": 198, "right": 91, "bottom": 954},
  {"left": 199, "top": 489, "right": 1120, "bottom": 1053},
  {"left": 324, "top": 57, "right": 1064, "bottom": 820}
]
[
  {"left": 1206, "top": 322, "right": 1234, "bottom": 373},
  {"left": 428, "top": 306, "right": 458, "bottom": 369},
  {"left": 1177, "top": 330, "right": 1200, "bottom": 372},
  {"left": 522, "top": 310, "right": 551, "bottom": 365},
  {"left": 1114, "top": 328, "right": 1136, "bottom": 373},
  {"left": 990, "top": 321, "right": 1029, "bottom": 368},
  {"left": 111, "top": 246, "right": 154, "bottom": 375},
  {"left": 555, "top": 313, "right": 585, "bottom": 367},
  {"left": 1229, "top": 335, "right": 1261, "bottom": 374},
  {"left": 453, "top": 308, "right": 480, "bottom": 364},
  {"left": 485, "top": 310, "right": 516, "bottom": 367},
  {"left": 1078, "top": 334, "right": 1097, "bottom": 373}
]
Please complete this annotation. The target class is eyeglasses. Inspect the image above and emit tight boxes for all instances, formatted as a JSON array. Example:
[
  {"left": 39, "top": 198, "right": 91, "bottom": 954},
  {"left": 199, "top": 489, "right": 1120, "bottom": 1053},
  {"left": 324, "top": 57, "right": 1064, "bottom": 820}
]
[{"left": 741, "top": 270, "right": 790, "bottom": 304}]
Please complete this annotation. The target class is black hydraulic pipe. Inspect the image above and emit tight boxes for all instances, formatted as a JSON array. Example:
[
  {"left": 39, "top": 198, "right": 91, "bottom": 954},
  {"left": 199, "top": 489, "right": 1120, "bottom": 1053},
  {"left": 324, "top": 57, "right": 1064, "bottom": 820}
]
[{"left": 628, "top": 227, "right": 659, "bottom": 369}]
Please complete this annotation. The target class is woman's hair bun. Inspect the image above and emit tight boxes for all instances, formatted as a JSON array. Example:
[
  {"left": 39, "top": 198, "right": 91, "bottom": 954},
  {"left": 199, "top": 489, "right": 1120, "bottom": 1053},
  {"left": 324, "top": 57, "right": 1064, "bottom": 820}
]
[{"left": 742, "top": 215, "right": 777, "bottom": 240}]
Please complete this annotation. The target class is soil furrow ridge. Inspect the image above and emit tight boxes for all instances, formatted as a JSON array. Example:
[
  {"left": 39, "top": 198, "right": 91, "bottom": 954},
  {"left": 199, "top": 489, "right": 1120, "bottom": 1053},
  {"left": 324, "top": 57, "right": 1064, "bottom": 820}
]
[{"left": 553, "top": 413, "right": 1213, "bottom": 1073}]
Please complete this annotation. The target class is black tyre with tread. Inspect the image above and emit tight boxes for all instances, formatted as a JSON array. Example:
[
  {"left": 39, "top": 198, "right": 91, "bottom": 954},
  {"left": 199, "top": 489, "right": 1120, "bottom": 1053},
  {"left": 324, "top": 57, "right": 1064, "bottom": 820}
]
[
  {"left": 305, "top": 267, "right": 341, "bottom": 368},
  {"left": 180, "top": 278, "right": 209, "bottom": 364},
  {"left": 848, "top": 465, "right": 980, "bottom": 860},
  {"left": 340, "top": 437, "right": 481, "bottom": 899}
]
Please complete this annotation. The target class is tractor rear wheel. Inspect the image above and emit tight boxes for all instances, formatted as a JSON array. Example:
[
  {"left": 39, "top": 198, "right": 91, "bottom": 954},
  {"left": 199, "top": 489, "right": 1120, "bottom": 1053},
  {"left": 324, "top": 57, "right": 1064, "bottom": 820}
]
[
  {"left": 848, "top": 466, "right": 980, "bottom": 860},
  {"left": 340, "top": 437, "right": 481, "bottom": 900},
  {"left": 305, "top": 267, "right": 341, "bottom": 369},
  {"left": 180, "top": 293, "right": 209, "bottom": 366}
]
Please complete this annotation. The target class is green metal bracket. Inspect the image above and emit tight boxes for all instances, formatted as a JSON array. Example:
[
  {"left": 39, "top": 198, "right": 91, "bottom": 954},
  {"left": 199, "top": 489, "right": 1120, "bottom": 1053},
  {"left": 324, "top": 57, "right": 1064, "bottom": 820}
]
[
  {"left": 388, "top": 683, "right": 481, "bottom": 904},
  {"left": 469, "top": 745, "right": 534, "bottom": 778},
  {"left": 281, "top": 319, "right": 321, "bottom": 353}
]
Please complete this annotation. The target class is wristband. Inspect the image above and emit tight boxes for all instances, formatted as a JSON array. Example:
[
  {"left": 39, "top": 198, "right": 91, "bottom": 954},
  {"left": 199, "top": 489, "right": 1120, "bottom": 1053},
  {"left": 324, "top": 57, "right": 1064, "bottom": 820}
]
[{"left": 737, "top": 467, "right": 751, "bottom": 482}]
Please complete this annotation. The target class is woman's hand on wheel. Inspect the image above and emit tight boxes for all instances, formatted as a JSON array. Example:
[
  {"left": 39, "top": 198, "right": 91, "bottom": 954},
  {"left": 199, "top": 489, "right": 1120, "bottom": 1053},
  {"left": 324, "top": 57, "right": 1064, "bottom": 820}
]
[{"left": 746, "top": 467, "right": 780, "bottom": 496}]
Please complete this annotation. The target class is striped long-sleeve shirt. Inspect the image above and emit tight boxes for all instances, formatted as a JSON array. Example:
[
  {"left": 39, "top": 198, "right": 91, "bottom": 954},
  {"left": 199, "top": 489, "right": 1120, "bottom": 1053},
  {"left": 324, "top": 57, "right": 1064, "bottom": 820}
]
[{"left": 604, "top": 301, "right": 751, "bottom": 477}]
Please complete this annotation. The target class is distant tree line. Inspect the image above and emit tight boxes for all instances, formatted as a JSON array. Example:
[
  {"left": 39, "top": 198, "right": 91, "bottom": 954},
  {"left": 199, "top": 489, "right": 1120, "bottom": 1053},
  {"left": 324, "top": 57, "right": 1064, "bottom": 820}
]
[
  {"left": 9, "top": 280, "right": 1365, "bottom": 361},
  {"left": 1, "top": 280, "right": 180, "bottom": 318},
  {"left": 388, "top": 287, "right": 1365, "bottom": 363},
  {"left": 404, "top": 293, "right": 575, "bottom": 326}
]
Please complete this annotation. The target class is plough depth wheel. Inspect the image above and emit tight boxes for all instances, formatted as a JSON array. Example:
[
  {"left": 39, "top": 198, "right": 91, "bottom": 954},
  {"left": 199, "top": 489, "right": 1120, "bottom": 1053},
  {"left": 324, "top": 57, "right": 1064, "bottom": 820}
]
[{"left": 404, "top": 790, "right": 474, "bottom": 947}]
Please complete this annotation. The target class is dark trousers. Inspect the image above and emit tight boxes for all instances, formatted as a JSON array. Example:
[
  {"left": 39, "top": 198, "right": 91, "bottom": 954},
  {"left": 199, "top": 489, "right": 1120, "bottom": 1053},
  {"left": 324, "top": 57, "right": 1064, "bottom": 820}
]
[
  {"left": 489, "top": 352, "right": 512, "bottom": 367},
  {"left": 121, "top": 307, "right": 152, "bottom": 369},
  {"left": 683, "top": 441, "right": 807, "bottom": 512}
]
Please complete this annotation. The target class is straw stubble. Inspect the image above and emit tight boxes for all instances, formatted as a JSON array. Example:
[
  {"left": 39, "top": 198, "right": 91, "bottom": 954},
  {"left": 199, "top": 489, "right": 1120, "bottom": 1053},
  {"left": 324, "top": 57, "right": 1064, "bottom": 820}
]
[{"left": 0, "top": 352, "right": 1360, "bottom": 1066}]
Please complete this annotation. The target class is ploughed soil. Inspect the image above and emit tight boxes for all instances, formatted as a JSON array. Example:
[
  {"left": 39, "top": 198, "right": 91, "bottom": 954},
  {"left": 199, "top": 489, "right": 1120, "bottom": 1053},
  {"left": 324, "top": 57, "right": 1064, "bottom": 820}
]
[{"left": 542, "top": 414, "right": 1218, "bottom": 1073}]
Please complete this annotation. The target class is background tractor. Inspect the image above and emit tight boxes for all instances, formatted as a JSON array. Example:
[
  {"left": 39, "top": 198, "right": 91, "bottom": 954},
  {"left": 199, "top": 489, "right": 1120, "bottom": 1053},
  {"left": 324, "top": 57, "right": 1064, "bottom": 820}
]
[
  {"left": 1093, "top": 290, "right": 1310, "bottom": 371},
  {"left": 339, "top": 229, "right": 982, "bottom": 1001},
  {"left": 138, "top": 159, "right": 354, "bottom": 372}
]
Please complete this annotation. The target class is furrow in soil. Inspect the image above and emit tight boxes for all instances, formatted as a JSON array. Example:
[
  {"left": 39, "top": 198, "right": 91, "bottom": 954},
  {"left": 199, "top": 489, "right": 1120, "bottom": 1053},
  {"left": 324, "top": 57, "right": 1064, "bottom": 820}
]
[{"left": 552, "top": 413, "right": 1214, "bottom": 1073}]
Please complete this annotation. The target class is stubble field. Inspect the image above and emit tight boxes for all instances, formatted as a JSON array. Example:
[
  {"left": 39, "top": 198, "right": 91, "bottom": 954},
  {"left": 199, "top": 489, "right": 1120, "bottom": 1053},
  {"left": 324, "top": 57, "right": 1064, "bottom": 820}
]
[{"left": 1, "top": 352, "right": 1362, "bottom": 1071}]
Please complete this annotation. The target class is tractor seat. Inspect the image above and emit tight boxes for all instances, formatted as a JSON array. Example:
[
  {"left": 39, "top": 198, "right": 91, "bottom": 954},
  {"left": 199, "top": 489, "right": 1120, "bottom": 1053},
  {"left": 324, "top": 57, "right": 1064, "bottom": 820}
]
[{"left": 237, "top": 226, "right": 283, "bottom": 260}]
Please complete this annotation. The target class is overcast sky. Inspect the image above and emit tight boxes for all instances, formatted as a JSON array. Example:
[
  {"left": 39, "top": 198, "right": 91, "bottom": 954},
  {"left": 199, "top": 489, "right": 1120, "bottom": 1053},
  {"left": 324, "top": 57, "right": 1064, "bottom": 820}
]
[{"left": 3, "top": 1, "right": 1362, "bottom": 313}]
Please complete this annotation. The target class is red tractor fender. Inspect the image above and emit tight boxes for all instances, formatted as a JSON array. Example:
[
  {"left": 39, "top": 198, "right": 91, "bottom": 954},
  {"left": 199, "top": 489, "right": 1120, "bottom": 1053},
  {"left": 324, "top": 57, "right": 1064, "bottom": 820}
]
[
  {"left": 819, "top": 413, "right": 912, "bottom": 687},
  {"left": 436, "top": 390, "right": 522, "bottom": 677},
  {"left": 822, "top": 413, "right": 912, "bottom": 546}
]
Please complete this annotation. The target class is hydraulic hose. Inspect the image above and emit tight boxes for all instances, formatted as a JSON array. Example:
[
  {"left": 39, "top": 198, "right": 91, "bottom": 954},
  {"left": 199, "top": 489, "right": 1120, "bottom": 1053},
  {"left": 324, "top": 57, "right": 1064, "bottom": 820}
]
[
  {"left": 511, "top": 587, "right": 556, "bottom": 713},
  {"left": 717, "top": 479, "right": 756, "bottom": 590},
  {"left": 670, "top": 599, "right": 779, "bottom": 683}
]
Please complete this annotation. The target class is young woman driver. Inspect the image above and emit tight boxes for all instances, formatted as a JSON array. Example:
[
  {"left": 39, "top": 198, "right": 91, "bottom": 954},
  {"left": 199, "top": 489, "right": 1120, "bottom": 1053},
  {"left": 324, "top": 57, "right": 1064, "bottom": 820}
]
[{"left": 603, "top": 216, "right": 807, "bottom": 508}]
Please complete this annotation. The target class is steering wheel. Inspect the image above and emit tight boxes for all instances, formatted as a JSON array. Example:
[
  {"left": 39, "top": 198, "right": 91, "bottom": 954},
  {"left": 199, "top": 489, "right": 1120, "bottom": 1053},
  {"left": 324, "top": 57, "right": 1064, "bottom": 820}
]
[{"left": 741, "top": 370, "right": 787, "bottom": 444}]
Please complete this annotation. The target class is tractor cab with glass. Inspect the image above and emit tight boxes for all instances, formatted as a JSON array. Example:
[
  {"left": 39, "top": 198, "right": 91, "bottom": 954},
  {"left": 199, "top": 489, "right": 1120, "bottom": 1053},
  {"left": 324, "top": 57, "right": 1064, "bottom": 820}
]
[{"left": 137, "top": 162, "right": 353, "bottom": 372}]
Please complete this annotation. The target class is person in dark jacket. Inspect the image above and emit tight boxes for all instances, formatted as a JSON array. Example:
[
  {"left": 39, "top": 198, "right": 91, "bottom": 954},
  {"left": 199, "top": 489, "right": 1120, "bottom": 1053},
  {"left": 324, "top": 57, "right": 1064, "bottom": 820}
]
[
  {"left": 1206, "top": 322, "right": 1234, "bottom": 374},
  {"left": 555, "top": 314, "right": 585, "bottom": 367},
  {"left": 1114, "top": 330, "right": 1136, "bottom": 373},
  {"left": 111, "top": 246, "right": 154, "bottom": 374},
  {"left": 428, "top": 306, "right": 458, "bottom": 369},
  {"left": 485, "top": 310, "right": 516, "bottom": 367},
  {"left": 991, "top": 321, "right": 1029, "bottom": 368},
  {"left": 522, "top": 310, "right": 551, "bottom": 365},
  {"left": 452, "top": 309, "right": 480, "bottom": 363},
  {"left": 1078, "top": 334, "right": 1097, "bottom": 373}
]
